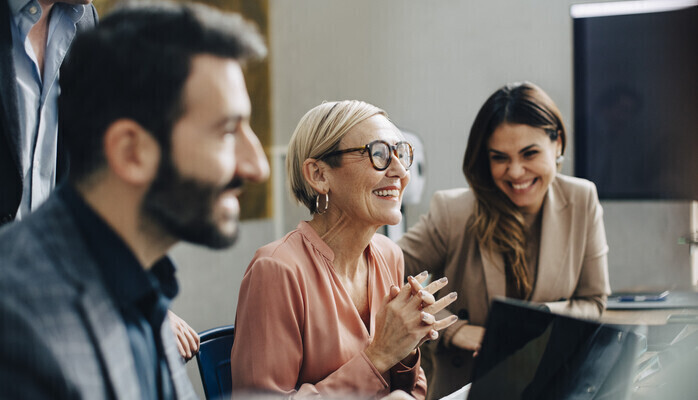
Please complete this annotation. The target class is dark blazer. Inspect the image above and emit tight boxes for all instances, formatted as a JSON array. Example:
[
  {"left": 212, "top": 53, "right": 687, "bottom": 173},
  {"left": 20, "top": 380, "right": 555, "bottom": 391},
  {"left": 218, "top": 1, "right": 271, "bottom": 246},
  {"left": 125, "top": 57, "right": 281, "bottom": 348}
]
[
  {"left": 0, "top": 2, "right": 98, "bottom": 225},
  {"left": 0, "top": 194, "right": 197, "bottom": 399}
]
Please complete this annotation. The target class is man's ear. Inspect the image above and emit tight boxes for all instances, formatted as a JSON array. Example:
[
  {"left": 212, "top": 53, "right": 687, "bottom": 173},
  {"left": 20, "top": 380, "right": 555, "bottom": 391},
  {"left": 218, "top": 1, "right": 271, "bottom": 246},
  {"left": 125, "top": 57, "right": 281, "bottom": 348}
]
[
  {"left": 302, "top": 158, "right": 331, "bottom": 195},
  {"left": 102, "top": 119, "right": 160, "bottom": 186}
]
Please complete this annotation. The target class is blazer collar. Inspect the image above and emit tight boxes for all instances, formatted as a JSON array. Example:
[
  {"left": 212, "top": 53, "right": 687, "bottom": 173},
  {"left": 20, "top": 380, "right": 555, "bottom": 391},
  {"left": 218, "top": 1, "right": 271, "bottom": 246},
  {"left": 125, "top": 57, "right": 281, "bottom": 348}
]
[
  {"left": 39, "top": 196, "right": 142, "bottom": 399},
  {"left": 480, "top": 241, "right": 506, "bottom": 303},
  {"left": 531, "top": 177, "right": 572, "bottom": 302},
  {"left": 479, "top": 177, "right": 571, "bottom": 303}
]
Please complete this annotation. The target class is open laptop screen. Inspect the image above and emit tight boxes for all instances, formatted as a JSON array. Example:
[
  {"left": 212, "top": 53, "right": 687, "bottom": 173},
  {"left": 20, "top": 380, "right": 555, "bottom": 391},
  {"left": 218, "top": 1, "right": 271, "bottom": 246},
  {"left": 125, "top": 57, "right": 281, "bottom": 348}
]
[{"left": 467, "top": 298, "right": 641, "bottom": 400}]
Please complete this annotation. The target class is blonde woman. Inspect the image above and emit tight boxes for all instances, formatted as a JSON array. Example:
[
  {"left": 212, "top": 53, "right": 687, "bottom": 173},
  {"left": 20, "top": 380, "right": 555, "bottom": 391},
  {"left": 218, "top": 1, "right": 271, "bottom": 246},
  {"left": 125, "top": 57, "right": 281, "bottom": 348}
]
[
  {"left": 398, "top": 82, "right": 611, "bottom": 399},
  {"left": 231, "top": 100, "right": 457, "bottom": 398}
]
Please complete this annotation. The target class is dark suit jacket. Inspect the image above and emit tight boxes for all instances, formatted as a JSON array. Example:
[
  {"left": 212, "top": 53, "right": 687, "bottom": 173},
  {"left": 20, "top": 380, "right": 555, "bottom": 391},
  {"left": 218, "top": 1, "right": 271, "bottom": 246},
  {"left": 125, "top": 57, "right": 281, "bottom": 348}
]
[
  {"left": 0, "top": 194, "right": 197, "bottom": 399},
  {"left": 0, "top": 1, "right": 98, "bottom": 225}
]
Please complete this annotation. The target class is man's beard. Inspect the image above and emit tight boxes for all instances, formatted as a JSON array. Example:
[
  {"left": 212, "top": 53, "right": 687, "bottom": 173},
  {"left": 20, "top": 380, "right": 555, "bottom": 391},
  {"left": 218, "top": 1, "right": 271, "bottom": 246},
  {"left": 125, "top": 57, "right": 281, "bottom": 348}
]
[{"left": 141, "top": 153, "right": 241, "bottom": 249}]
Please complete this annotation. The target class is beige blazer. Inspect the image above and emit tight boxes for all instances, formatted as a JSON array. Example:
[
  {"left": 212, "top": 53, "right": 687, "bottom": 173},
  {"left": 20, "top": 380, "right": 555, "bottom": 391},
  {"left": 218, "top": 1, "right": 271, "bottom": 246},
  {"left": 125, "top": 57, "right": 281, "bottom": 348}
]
[{"left": 397, "top": 174, "right": 611, "bottom": 400}]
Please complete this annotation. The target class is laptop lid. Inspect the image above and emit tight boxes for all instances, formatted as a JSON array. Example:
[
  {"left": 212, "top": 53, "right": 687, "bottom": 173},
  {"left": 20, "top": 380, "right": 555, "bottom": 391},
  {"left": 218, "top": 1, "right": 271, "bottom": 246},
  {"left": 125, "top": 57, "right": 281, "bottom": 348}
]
[{"left": 467, "top": 298, "right": 641, "bottom": 400}]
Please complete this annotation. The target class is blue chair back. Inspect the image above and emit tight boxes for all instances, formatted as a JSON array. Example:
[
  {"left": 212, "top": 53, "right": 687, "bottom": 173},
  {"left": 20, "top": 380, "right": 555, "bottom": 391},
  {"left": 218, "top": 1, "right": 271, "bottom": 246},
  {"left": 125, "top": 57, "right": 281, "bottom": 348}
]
[{"left": 195, "top": 325, "right": 235, "bottom": 400}]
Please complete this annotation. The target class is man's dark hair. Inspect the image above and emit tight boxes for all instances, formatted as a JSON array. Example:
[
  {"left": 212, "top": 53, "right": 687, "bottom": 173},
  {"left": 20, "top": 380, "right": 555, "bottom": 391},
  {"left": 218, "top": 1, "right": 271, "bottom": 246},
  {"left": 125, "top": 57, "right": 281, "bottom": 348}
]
[{"left": 59, "top": 1, "right": 266, "bottom": 183}]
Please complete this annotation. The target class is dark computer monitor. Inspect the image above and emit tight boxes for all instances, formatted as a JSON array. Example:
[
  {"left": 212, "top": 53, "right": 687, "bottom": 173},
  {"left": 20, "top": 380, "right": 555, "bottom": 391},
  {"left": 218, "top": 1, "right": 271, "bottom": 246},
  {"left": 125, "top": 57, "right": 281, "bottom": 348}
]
[
  {"left": 572, "top": 1, "right": 698, "bottom": 200},
  {"left": 468, "top": 298, "right": 642, "bottom": 400}
]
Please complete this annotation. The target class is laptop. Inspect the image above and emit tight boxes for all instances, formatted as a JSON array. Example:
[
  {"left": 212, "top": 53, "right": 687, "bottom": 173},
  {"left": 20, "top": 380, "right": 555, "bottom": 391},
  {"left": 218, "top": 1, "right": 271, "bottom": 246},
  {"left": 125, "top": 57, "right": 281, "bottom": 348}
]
[{"left": 466, "top": 298, "right": 642, "bottom": 400}]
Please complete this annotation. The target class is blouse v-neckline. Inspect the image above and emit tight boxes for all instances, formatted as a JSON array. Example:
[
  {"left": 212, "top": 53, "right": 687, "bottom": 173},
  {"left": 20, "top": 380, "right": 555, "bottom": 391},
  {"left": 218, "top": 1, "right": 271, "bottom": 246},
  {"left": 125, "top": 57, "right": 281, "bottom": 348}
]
[{"left": 297, "top": 221, "right": 376, "bottom": 336}]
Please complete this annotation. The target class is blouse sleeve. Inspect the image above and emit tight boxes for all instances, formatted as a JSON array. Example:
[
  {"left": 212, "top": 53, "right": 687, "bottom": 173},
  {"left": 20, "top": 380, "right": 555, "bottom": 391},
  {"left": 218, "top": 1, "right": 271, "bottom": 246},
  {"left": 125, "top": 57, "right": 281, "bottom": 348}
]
[
  {"left": 231, "top": 255, "right": 401, "bottom": 398},
  {"left": 546, "top": 183, "right": 611, "bottom": 318}
]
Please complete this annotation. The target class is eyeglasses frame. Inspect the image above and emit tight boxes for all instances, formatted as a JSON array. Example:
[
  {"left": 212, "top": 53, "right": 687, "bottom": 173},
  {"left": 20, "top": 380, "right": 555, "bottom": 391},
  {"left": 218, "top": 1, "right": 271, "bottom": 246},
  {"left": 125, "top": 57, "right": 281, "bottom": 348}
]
[{"left": 320, "top": 140, "right": 414, "bottom": 171}]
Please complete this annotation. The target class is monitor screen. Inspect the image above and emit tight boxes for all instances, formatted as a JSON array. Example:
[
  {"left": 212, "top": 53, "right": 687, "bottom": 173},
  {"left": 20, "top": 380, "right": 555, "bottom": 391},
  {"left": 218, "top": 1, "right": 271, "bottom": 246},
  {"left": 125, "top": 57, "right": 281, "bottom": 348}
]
[{"left": 572, "top": 1, "right": 698, "bottom": 200}]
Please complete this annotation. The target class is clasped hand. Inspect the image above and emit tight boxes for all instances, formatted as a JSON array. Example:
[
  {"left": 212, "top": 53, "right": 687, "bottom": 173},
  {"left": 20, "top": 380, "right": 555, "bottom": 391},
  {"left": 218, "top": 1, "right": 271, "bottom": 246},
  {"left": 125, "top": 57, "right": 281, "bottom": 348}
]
[{"left": 365, "top": 271, "right": 458, "bottom": 373}]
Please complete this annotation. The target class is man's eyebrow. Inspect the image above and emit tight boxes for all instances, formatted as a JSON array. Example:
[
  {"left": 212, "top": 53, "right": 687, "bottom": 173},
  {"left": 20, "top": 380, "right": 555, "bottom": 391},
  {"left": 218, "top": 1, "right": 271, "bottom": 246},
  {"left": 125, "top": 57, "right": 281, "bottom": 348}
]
[{"left": 214, "top": 114, "right": 247, "bottom": 128}]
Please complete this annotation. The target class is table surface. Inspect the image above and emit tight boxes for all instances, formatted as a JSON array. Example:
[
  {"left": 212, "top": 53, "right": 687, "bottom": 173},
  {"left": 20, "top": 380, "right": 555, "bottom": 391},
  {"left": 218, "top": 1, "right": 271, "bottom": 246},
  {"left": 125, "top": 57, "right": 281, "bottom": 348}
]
[{"left": 601, "top": 307, "right": 698, "bottom": 325}]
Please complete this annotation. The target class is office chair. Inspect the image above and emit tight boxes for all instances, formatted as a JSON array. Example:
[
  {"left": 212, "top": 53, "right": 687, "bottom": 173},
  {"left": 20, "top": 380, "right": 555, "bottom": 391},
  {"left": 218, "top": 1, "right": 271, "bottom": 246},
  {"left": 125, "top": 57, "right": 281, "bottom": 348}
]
[{"left": 195, "top": 325, "right": 235, "bottom": 400}]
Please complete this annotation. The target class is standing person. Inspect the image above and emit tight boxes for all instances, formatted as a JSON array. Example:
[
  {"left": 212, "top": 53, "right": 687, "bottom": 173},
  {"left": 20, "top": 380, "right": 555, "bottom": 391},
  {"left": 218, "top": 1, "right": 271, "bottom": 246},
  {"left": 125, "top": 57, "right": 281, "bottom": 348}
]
[
  {"left": 0, "top": 0, "right": 97, "bottom": 226},
  {"left": 398, "top": 82, "right": 611, "bottom": 399},
  {"left": 231, "top": 100, "right": 458, "bottom": 399},
  {"left": 0, "top": 2, "right": 269, "bottom": 399}
]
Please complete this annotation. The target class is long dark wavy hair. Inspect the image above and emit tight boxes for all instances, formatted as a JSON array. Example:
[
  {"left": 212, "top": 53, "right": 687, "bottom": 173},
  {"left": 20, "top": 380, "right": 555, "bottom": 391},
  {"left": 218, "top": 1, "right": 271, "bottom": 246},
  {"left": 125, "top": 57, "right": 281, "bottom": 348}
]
[{"left": 462, "top": 82, "right": 566, "bottom": 298}]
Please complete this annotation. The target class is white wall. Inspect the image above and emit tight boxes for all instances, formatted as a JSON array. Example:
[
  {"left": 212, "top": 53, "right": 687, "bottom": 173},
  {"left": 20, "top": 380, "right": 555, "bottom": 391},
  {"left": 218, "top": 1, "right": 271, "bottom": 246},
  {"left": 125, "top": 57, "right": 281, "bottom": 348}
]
[{"left": 270, "top": 0, "right": 589, "bottom": 232}]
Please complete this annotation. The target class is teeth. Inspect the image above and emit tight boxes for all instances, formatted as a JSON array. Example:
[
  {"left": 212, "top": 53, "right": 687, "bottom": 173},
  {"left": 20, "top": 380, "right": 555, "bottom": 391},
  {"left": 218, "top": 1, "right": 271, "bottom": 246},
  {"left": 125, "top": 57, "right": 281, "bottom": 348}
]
[
  {"left": 511, "top": 180, "right": 534, "bottom": 190},
  {"left": 373, "top": 189, "right": 399, "bottom": 197}
]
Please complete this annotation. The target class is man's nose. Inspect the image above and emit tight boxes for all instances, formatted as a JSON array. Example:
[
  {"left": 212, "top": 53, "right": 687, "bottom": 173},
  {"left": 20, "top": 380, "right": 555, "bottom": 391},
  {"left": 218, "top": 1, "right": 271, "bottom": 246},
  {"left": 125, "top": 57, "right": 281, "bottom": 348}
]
[{"left": 235, "top": 126, "right": 270, "bottom": 183}]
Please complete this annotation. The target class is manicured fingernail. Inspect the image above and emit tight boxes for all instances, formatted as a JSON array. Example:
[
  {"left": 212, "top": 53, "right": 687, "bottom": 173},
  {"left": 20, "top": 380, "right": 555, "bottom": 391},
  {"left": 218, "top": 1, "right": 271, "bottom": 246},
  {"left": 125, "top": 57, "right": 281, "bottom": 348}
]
[
  {"left": 439, "top": 277, "right": 448, "bottom": 284},
  {"left": 430, "top": 330, "right": 438, "bottom": 340},
  {"left": 421, "top": 312, "right": 430, "bottom": 322},
  {"left": 450, "top": 315, "right": 458, "bottom": 323},
  {"left": 419, "top": 290, "right": 428, "bottom": 299},
  {"left": 418, "top": 270, "right": 428, "bottom": 277},
  {"left": 449, "top": 292, "right": 458, "bottom": 299}
]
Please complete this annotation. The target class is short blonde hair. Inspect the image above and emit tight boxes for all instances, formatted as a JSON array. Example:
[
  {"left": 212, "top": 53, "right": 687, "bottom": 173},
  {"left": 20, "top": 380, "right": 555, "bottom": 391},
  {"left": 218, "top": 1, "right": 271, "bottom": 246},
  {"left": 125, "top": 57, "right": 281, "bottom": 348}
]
[{"left": 287, "top": 100, "right": 386, "bottom": 213}]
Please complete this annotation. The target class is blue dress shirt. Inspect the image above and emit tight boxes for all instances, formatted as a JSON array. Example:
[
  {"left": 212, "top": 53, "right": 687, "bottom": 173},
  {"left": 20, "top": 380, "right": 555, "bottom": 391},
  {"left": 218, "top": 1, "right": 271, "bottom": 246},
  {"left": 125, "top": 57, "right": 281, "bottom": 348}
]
[{"left": 9, "top": 0, "right": 85, "bottom": 219}]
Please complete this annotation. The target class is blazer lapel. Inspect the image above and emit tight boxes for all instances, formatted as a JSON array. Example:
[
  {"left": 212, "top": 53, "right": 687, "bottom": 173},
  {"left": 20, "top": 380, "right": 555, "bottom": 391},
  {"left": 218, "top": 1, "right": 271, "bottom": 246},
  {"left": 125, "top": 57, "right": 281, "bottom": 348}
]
[
  {"left": 46, "top": 198, "right": 141, "bottom": 400},
  {"left": 479, "top": 241, "right": 506, "bottom": 304},
  {"left": 532, "top": 178, "right": 571, "bottom": 302},
  {"left": 78, "top": 282, "right": 141, "bottom": 400}
]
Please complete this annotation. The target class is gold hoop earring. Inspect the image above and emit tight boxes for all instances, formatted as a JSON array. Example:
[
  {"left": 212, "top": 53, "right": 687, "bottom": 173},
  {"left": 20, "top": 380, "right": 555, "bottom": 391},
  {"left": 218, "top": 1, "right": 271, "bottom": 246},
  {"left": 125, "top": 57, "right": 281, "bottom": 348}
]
[{"left": 316, "top": 193, "right": 329, "bottom": 214}]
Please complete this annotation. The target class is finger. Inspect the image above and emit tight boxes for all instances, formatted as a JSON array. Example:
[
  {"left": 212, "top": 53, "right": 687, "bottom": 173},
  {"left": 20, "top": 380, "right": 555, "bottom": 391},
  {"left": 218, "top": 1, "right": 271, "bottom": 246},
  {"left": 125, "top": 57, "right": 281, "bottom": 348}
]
[
  {"left": 416, "top": 328, "right": 440, "bottom": 348},
  {"left": 407, "top": 275, "right": 422, "bottom": 295},
  {"left": 423, "top": 291, "right": 458, "bottom": 314},
  {"left": 417, "top": 289, "right": 436, "bottom": 306},
  {"left": 422, "top": 276, "right": 449, "bottom": 295},
  {"left": 420, "top": 311, "right": 435, "bottom": 325},
  {"left": 175, "top": 335, "right": 186, "bottom": 358},
  {"left": 429, "top": 329, "right": 439, "bottom": 340},
  {"left": 406, "top": 288, "right": 434, "bottom": 309},
  {"left": 412, "top": 270, "right": 429, "bottom": 285},
  {"left": 381, "top": 284, "right": 406, "bottom": 311},
  {"left": 191, "top": 329, "right": 201, "bottom": 351},
  {"left": 408, "top": 276, "right": 437, "bottom": 308},
  {"left": 432, "top": 315, "right": 459, "bottom": 331},
  {"left": 184, "top": 326, "right": 199, "bottom": 353},
  {"left": 389, "top": 285, "right": 401, "bottom": 300},
  {"left": 174, "top": 324, "right": 194, "bottom": 359},
  {"left": 394, "top": 281, "right": 417, "bottom": 303},
  {"left": 180, "top": 335, "right": 192, "bottom": 359}
]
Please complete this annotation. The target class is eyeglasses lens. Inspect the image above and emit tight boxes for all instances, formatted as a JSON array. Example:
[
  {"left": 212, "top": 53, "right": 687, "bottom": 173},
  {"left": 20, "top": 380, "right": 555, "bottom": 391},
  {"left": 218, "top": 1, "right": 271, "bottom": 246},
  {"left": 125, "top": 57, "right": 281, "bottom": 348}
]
[
  {"left": 370, "top": 143, "right": 390, "bottom": 169},
  {"left": 396, "top": 143, "right": 413, "bottom": 169},
  {"left": 368, "top": 142, "right": 413, "bottom": 170}
]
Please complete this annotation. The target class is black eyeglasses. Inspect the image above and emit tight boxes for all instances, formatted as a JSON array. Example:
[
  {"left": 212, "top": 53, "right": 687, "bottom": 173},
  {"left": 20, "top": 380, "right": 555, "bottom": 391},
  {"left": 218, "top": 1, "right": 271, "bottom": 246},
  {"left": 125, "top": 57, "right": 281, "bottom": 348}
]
[{"left": 321, "top": 140, "right": 414, "bottom": 171}]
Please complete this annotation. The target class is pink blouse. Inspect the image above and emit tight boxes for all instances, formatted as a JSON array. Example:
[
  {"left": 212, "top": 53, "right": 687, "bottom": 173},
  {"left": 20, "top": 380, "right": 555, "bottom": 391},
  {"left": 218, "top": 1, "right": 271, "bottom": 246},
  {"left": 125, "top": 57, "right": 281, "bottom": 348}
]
[{"left": 231, "top": 222, "right": 427, "bottom": 399}]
